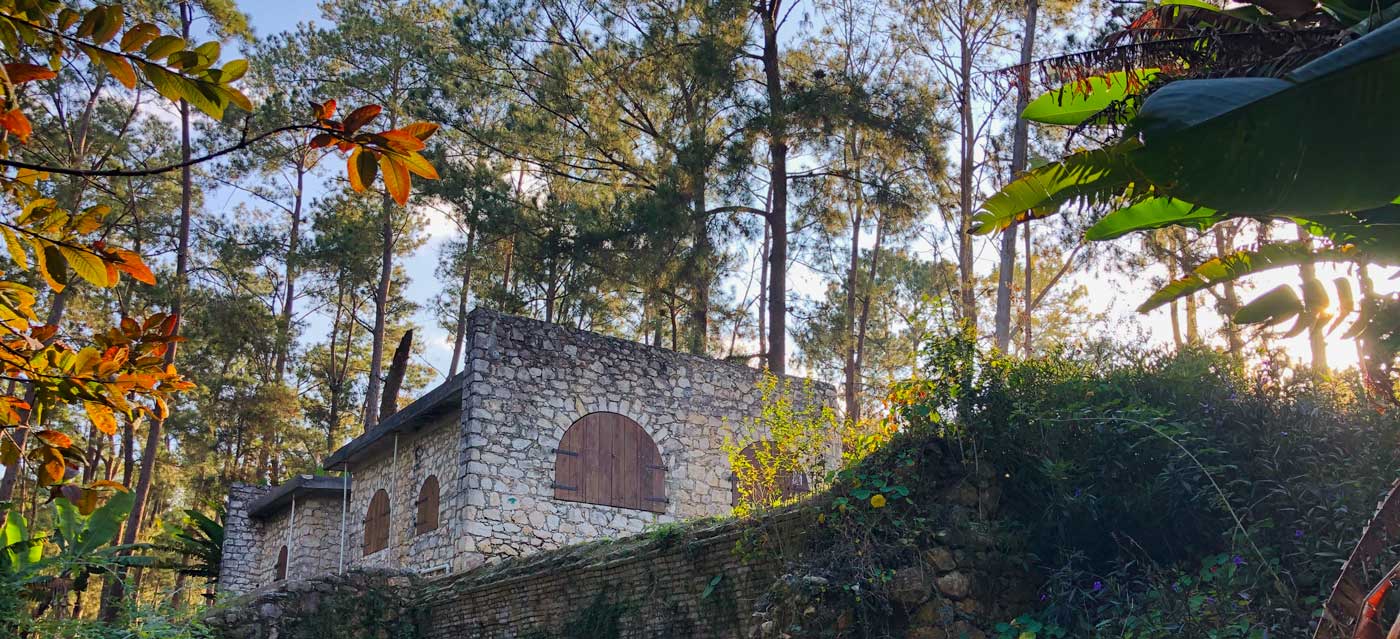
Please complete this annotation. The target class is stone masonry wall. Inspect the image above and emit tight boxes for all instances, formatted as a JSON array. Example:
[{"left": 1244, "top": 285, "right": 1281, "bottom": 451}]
[
  {"left": 345, "top": 408, "right": 461, "bottom": 575},
  {"left": 457, "top": 309, "right": 837, "bottom": 564},
  {"left": 253, "top": 491, "right": 345, "bottom": 585},
  {"left": 219, "top": 483, "right": 270, "bottom": 596}
]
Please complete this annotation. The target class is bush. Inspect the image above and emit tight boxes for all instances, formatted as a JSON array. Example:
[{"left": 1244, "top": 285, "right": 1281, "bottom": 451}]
[{"left": 890, "top": 332, "right": 1400, "bottom": 637}]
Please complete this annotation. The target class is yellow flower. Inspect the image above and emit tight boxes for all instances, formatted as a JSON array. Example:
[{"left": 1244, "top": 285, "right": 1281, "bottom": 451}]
[{"left": 870, "top": 494, "right": 887, "bottom": 508}]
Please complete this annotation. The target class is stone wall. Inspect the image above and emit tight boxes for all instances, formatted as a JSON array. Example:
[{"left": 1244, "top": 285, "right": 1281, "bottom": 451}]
[
  {"left": 219, "top": 483, "right": 270, "bottom": 595},
  {"left": 455, "top": 309, "right": 837, "bottom": 564},
  {"left": 344, "top": 408, "right": 462, "bottom": 574},
  {"left": 254, "top": 492, "right": 345, "bottom": 585},
  {"left": 221, "top": 308, "right": 837, "bottom": 593}
]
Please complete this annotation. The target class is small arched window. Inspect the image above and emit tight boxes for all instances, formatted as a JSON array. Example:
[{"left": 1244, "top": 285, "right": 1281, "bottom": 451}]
[
  {"left": 731, "top": 441, "right": 810, "bottom": 507},
  {"left": 553, "top": 412, "right": 666, "bottom": 513},
  {"left": 274, "top": 545, "right": 288, "bottom": 581},
  {"left": 363, "top": 489, "right": 390, "bottom": 556},
  {"left": 415, "top": 475, "right": 440, "bottom": 535}
]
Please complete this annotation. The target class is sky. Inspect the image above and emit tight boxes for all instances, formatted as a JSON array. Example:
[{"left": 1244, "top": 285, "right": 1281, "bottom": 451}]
[{"left": 213, "top": 0, "right": 1378, "bottom": 390}]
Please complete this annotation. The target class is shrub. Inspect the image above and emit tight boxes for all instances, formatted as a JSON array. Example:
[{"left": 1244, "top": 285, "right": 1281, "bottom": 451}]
[{"left": 890, "top": 333, "right": 1400, "bottom": 636}]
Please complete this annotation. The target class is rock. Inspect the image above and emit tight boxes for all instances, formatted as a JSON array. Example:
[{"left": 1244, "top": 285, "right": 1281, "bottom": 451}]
[
  {"left": 905, "top": 627, "right": 948, "bottom": 639},
  {"left": 912, "top": 601, "right": 945, "bottom": 626},
  {"left": 890, "top": 567, "right": 933, "bottom": 606},
  {"left": 258, "top": 602, "right": 282, "bottom": 619},
  {"left": 950, "top": 621, "right": 986, "bottom": 639},
  {"left": 925, "top": 546, "right": 957, "bottom": 572},
  {"left": 936, "top": 571, "right": 971, "bottom": 600}
]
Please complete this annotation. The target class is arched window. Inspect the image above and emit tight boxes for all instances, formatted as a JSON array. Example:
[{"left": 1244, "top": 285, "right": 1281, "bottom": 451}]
[
  {"left": 731, "top": 441, "right": 810, "bottom": 507},
  {"left": 274, "top": 545, "right": 288, "bottom": 581},
  {"left": 553, "top": 412, "right": 666, "bottom": 513},
  {"left": 363, "top": 489, "right": 390, "bottom": 556},
  {"left": 415, "top": 475, "right": 440, "bottom": 535}
]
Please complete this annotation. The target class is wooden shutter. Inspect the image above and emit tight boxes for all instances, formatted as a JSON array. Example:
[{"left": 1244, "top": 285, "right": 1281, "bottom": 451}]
[
  {"left": 363, "top": 489, "right": 389, "bottom": 555},
  {"left": 554, "top": 413, "right": 666, "bottom": 513},
  {"left": 415, "top": 475, "right": 440, "bottom": 535},
  {"left": 274, "top": 545, "right": 288, "bottom": 581}
]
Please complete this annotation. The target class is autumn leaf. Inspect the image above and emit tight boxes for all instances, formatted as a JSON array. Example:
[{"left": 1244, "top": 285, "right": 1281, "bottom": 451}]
[
  {"left": 399, "top": 152, "right": 439, "bottom": 180},
  {"left": 0, "top": 109, "right": 33, "bottom": 142},
  {"left": 35, "top": 430, "right": 73, "bottom": 448},
  {"left": 4, "top": 63, "right": 57, "bottom": 84},
  {"left": 110, "top": 248, "right": 155, "bottom": 284},
  {"left": 343, "top": 105, "right": 382, "bottom": 134},
  {"left": 33, "top": 446, "right": 66, "bottom": 486},
  {"left": 379, "top": 154, "right": 411, "bottom": 205},
  {"left": 85, "top": 401, "right": 117, "bottom": 436},
  {"left": 348, "top": 147, "right": 377, "bottom": 192},
  {"left": 89, "top": 479, "right": 128, "bottom": 492},
  {"left": 401, "top": 122, "right": 439, "bottom": 141}
]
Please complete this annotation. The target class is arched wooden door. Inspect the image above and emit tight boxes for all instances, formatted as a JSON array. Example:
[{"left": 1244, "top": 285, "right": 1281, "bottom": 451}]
[{"left": 553, "top": 412, "right": 667, "bottom": 513}]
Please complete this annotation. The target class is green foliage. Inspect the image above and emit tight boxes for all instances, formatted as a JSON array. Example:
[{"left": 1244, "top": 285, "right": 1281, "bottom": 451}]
[
  {"left": 725, "top": 372, "right": 839, "bottom": 516},
  {"left": 891, "top": 333, "right": 1400, "bottom": 636}
]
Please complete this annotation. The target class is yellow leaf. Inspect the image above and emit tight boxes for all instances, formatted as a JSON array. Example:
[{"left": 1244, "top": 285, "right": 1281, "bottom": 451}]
[
  {"left": 144, "top": 35, "right": 185, "bottom": 61},
  {"left": 58, "top": 245, "right": 113, "bottom": 287},
  {"left": 399, "top": 152, "right": 439, "bottom": 180},
  {"left": 1, "top": 227, "right": 27, "bottom": 268},
  {"left": 120, "top": 22, "right": 161, "bottom": 53},
  {"left": 84, "top": 401, "right": 117, "bottom": 436},
  {"left": 379, "top": 154, "right": 410, "bottom": 206},
  {"left": 99, "top": 52, "right": 137, "bottom": 90},
  {"left": 870, "top": 494, "right": 887, "bottom": 508},
  {"left": 32, "top": 241, "right": 66, "bottom": 293}
]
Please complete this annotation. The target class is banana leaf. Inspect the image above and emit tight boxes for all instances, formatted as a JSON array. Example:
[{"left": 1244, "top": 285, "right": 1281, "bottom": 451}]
[{"left": 1127, "top": 18, "right": 1400, "bottom": 215}]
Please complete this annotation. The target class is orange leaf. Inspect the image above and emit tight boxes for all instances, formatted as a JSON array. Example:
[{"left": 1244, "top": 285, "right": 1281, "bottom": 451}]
[
  {"left": 379, "top": 129, "right": 427, "bottom": 154},
  {"left": 112, "top": 249, "right": 155, "bottom": 284},
  {"left": 5, "top": 63, "right": 57, "bottom": 84},
  {"left": 379, "top": 155, "right": 410, "bottom": 206},
  {"left": 0, "top": 109, "right": 33, "bottom": 142},
  {"left": 34, "top": 446, "right": 65, "bottom": 486},
  {"left": 343, "top": 105, "right": 382, "bottom": 134},
  {"left": 310, "top": 133, "right": 334, "bottom": 148},
  {"left": 35, "top": 429, "right": 73, "bottom": 448},
  {"left": 401, "top": 122, "right": 439, "bottom": 141},
  {"left": 84, "top": 401, "right": 117, "bottom": 436},
  {"left": 312, "top": 98, "right": 336, "bottom": 120},
  {"left": 89, "top": 479, "right": 128, "bottom": 491}
]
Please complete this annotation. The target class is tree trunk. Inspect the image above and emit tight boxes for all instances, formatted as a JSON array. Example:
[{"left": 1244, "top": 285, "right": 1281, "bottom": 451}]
[
  {"left": 842, "top": 135, "right": 864, "bottom": 422},
  {"left": 1297, "top": 225, "right": 1328, "bottom": 373},
  {"left": 379, "top": 329, "right": 413, "bottom": 420},
  {"left": 273, "top": 164, "right": 306, "bottom": 383},
  {"left": 1022, "top": 220, "right": 1033, "bottom": 354},
  {"left": 448, "top": 224, "right": 476, "bottom": 379},
  {"left": 1214, "top": 225, "right": 1245, "bottom": 358},
  {"left": 760, "top": 2, "right": 788, "bottom": 376},
  {"left": 994, "top": 0, "right": 1038, "bottom": 352},
  {"left": 851, "top": 215, "right": 886, "bottom": 426},
  {"left": 104, "top": 5, "right": 195, "bottom": 619},
  {"left": 957, "top": 34, "right": 978, "bottom": 331}
]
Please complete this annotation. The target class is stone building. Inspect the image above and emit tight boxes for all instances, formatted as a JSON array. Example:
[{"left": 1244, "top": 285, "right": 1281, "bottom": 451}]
[{"left": 219, "top": 308, "right": 835, "bottom": 595}]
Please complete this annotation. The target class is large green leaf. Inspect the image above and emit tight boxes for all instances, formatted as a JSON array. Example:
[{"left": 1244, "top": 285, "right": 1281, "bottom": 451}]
[
  {"left": 1085, "top": 197, "right": 1225, "bottom": 240},
  {"left": 1233, "top": 284, "right": 1303, "bottom": 325},
  {"left": 1138, "top": 241, "right": 1357, "bottom": 312},
  {"left": 1022, "top": 69, "right": 1159, "bottom": 126},
  {"left": 971, "top": 142, "right": 1140, "bottom": 234},
  {"left": 1127, "top": 18, "right": 1400, "bottom": 215}
]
